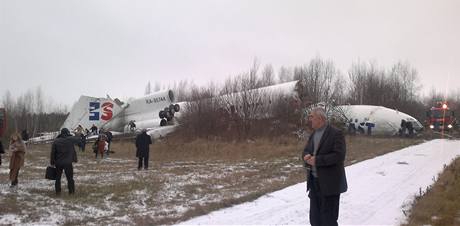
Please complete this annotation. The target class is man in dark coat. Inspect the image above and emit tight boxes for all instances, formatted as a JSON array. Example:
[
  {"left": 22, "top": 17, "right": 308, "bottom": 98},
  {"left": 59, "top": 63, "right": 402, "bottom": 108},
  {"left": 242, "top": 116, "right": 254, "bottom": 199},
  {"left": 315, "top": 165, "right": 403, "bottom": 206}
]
[
  {"left": 135, "top": 129, "right": 152, "bottom": 170},
  {"left": 302, "top": 107, "right": 348, "bottom": 226},
  {"left": 21, "top": 129, "right": 29, "bottom": 144},
  {"left": 90, "top": 124, "right": 98, "bottom": 135},
  {"left": 0, "top": 140, "right": 4, "bottom": 165},
  {"left": 50, "top": 128, "right": 81, "bottom": 195}
]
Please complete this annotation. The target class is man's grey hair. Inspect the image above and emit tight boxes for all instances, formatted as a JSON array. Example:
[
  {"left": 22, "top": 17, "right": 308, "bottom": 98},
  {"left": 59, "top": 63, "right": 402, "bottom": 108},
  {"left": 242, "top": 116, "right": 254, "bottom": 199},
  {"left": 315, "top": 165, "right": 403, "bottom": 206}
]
[{"left": 310, "top": 107, "right": 327, "bottom": 121}]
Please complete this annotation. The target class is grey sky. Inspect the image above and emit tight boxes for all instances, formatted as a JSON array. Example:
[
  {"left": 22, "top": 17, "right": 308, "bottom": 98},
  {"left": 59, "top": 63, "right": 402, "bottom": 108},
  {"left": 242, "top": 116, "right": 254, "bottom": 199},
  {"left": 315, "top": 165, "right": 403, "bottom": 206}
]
[{"left": 1, "top": 0, "right": 459, "bottom": 108}]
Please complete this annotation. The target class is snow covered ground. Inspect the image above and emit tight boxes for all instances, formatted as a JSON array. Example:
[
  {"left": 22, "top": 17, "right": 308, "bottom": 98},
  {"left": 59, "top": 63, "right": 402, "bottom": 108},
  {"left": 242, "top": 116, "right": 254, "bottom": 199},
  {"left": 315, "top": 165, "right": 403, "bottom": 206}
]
[{"left": 180, "top": 139, "right": 460, "bottom": 225}]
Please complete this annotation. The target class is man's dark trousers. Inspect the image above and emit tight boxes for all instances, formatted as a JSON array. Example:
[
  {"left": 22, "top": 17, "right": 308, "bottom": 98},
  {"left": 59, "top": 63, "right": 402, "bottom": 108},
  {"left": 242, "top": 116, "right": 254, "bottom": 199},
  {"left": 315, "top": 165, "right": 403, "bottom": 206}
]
[
  {"left": 55, "top": 164, "right": 75, "bottom": 194},
  {"left": 138, "top": 156, "right": 149, "bottom": 170},
  {"left": 309, "top": 175, "right": 340, "bottom": 226}
]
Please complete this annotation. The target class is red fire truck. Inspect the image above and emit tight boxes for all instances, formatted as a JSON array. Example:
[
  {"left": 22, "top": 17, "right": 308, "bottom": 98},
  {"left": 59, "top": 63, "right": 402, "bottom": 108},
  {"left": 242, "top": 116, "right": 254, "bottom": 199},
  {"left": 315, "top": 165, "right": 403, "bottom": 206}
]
[
  {"left": 426, "top": 102, "right": 456, "bottom": 131},
  {"left": 0, "top": 108, "right": 6, "bottom": 137}
]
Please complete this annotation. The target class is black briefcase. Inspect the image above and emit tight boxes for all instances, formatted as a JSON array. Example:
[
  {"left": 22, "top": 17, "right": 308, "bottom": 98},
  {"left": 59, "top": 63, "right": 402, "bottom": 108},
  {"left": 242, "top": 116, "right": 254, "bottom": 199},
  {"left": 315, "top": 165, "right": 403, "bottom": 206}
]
[{"left": 45, "top": 166, "right": 57, "bottom": 180}]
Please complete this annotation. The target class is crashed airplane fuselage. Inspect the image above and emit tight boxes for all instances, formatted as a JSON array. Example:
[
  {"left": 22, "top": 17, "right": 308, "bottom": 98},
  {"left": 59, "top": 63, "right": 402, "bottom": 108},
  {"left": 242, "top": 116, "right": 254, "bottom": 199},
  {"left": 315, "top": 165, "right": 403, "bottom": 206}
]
[
  {"left": 61, "top": 90, "right": 179, "bottom": 133},
  {"left": 61, "top": 80, "right": 423, "bottom": 137}
]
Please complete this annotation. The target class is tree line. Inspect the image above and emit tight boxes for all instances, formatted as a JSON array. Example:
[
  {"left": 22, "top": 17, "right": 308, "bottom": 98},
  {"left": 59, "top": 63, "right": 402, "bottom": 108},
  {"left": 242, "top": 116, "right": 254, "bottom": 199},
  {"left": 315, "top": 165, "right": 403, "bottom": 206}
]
[
  {"left": 2, "top": 57, "right": 460, "bottom": 142},
  {"left": 170, "top": 57, "right": 460, "bottom": 140},
  {"left": 1, "top": 87, "right": 68, "bottom": 142}
]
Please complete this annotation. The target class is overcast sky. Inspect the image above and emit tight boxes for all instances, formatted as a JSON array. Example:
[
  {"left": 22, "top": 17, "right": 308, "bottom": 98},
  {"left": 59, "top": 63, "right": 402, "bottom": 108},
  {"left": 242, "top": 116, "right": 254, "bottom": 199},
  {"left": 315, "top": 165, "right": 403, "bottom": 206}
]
[{"left": 1, "top": 0, "right": 459, "bottom": 108}]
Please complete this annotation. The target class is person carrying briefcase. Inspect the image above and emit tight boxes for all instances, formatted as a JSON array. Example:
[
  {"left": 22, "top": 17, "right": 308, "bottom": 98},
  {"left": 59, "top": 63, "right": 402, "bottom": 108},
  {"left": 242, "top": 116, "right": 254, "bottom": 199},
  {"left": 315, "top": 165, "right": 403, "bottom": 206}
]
[{"left": 45, "top": 166, "right": 57, "bottom": 180}]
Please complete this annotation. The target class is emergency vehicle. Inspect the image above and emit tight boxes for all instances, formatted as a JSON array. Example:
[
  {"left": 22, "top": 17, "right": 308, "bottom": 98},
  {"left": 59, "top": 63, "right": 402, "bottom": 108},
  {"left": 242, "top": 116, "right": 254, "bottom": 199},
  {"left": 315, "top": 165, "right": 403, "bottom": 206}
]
[{"left": 426, "top": 102, "right": 456, "bottom": 131}]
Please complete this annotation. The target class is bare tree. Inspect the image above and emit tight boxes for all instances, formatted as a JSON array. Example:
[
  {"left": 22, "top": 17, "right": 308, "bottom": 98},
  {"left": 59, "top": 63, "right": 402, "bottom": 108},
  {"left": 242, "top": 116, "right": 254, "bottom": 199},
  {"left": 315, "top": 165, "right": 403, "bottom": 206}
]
[
  {"left": 1, "top": 88, "right": 68, "bottom": 139},
  {"left": 389, "top": 61, "right": 420, "bottom": 103},
  {"left": 348, "top": 61, "right": 386, "bottom": 105},
  {"left": 171, "top": 79, "right": 194, "bottom": 102},
  {"left": 154, "top": 81, "right": 161, "bottom": 92},
  {"left": 34, "top": 86, "right": 44, "bottom": 114},
  {"left": 145, "top": 81, "right": 152, "bottom": 95},
  {"left": 278, "top": 66, "right": 293, "bottom": 83},
  {"left": 2, "top": 91, "right": 14, "bottom": 114},
  {"left": 176, "top": 83, "right": 225, "bottom": 139},
  {"left": 295, "top": 56, "right": 343, "bottom": 107},
  {"left": 249, "top": 58, "right": 261, "bottom": 88},
  {"left": 260, "top": 64, "right": 275, "bottom": 87}
]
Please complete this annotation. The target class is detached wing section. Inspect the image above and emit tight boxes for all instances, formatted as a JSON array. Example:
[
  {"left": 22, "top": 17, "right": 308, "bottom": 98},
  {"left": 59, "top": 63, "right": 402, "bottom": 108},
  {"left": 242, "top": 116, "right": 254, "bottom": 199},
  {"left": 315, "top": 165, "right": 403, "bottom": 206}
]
[{"left": 61, "top": 95, "right": 123, "bottom": 131}]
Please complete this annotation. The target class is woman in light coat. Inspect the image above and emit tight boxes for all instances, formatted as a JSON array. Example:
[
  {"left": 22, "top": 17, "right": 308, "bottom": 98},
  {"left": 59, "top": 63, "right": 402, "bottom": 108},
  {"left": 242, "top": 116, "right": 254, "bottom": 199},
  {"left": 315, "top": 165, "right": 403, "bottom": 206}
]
[{"left": 9, "top": 132, "right": 26, "bottom": 187}]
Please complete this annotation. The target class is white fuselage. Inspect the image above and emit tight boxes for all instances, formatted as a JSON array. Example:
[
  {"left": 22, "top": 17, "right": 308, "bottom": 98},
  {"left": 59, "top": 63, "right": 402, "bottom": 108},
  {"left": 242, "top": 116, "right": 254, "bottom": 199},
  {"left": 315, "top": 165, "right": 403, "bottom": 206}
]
[{"left": 62, "top": 90, "right": 176, "bottom": 133}]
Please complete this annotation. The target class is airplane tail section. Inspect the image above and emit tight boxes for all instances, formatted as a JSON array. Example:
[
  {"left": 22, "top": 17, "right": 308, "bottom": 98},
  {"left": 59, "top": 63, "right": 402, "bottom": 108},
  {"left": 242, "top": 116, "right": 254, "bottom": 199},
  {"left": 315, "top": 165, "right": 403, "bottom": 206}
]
[{"left": 61, "top": 95, "right": 124, "bottom": 132}]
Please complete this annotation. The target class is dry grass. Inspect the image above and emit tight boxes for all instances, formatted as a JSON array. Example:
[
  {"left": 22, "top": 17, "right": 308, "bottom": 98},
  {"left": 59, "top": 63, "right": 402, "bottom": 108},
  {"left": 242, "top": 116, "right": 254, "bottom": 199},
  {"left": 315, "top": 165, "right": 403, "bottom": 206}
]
[
  {"left": 345, "top": 135, "right": 424, "bottom": 166},
  {"left": 402, "top": 156, "right": 460, "bottom": 226},
  {"left": 0, "top": 134, "right": 423, "bottom": 225}
]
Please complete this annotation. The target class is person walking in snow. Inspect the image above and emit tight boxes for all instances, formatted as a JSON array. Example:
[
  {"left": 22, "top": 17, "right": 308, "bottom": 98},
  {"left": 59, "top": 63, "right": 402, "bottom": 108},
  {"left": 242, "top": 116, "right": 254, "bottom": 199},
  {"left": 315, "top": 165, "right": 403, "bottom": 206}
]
[
  {"left": 9, "top": 132, "right": 26, "bottom": 187},
  {"left": 94, "top": 133, "right": 108, "bottom": 159},
  {"left": 0, "top": 140, "right": 4, "bottom": 166},
  {"left": 302, "top": 107, "right": 348, "bottom": 226},
  {"left": 104, "top": 130, "right": 113, "bottom": 156},
  {"left": 50, "top": 128, "right": 81, "bottom": 195},
  {"left": 135, "top": 129, "right": 152, "bottom": 170}
]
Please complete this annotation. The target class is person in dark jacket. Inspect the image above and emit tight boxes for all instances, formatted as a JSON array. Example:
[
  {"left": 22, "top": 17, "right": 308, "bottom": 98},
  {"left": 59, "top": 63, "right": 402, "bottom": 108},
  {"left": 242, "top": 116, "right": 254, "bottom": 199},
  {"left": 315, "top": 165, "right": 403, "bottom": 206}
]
[
  {"left": 400, "top": 119, "right": 407, "bottom": 137},
  {"left": 80, "top": 129, "right": 88, "bottom": 152},
  {"left": 50, "top": 128, "right": 81, "bottom": 195},
  {"left": 129, "top": 120, "right": 136, "bottom": 132},
  {"left": 0, "top": 140, "right": 4, "bottom": 165},
  {"left": 90, "top": 124, "right": 98, "bottom": 135},
  {"left": 135, "top": 129, "right": 152, "bottom": 170},
  {"left": 21, "top": 129, "right": 29, "bottom": 145},
  {"left": 406, "top": 121, "right": 414, "bottom": 137},
  {"left": 104, "top": 130, "right": 113, "bottom": 156},
  {"left": 302, "top": 107, "right": 347, "bottom": 226}
]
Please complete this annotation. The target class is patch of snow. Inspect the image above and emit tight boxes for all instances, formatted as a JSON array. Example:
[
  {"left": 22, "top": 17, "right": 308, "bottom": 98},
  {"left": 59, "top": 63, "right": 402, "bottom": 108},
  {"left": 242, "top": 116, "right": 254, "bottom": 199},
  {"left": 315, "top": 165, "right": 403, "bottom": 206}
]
[
  {"left": 0, "top": 214, "right": 22, "bottom": 225},
  {"left": 179, "top": 139, "right": 460, "bottom": 225}
]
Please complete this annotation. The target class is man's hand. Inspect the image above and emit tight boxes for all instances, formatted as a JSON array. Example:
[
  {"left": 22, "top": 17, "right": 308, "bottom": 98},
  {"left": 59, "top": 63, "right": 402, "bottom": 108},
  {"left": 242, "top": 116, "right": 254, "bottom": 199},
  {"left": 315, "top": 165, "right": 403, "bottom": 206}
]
[{"left": 304, "top": 154, "right": 315, "bottom": 166}]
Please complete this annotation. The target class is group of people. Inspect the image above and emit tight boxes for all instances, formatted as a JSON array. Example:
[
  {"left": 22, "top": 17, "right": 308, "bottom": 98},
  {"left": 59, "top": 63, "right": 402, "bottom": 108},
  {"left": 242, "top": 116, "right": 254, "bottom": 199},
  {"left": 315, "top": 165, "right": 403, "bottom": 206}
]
[
  {"left": 49, "top": 127, "right": 151, "bottom": 194},
  {"left": 0, "top": 126, "right": 153, "bottom": 196},
  {"left": 400, "top": 119, "right": 415, "bottom": 137},
  {"left": 1, "top": 110, "right": 346, "bottom": 225},
  {"left": 92, "top": 129, "right": 113, "bottom": 159},
  {"left": 72, "top": 124, "right": 113, "bottom": 155},
  {"left": 347, "top": 119, "right": 375, "bottom": 135}
]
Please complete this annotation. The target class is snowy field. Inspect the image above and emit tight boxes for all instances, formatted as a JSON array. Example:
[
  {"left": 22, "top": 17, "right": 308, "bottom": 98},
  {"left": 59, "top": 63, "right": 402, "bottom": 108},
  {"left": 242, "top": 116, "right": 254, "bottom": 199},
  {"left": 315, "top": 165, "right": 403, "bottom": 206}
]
[
  {"left": 179, "top": 139, "right": 460, "bottom": 225},
  {"left": 0, "top": 140, "right": 303, "bottom": 225}
]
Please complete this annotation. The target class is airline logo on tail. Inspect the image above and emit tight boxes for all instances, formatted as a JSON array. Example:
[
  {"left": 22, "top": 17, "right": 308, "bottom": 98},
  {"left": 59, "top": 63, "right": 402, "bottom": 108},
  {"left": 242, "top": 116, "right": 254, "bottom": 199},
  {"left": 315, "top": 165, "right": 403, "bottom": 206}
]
[{"left": 89, "top": 102, "right": 114, "bottom": 121}]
